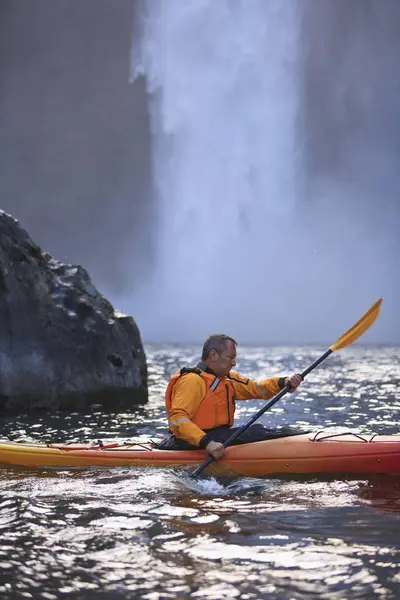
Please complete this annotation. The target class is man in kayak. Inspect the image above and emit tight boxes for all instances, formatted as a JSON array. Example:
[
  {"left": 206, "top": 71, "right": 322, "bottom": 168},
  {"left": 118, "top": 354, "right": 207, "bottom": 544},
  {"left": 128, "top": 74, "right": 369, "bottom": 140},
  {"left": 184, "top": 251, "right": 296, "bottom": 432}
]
[{"left": 158, "top": 334, "right": 303, "bottom": 459}]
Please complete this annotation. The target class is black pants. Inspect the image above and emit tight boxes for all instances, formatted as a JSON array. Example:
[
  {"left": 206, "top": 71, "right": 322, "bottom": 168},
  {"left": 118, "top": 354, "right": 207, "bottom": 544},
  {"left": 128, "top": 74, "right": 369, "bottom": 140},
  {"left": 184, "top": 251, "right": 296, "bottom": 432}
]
[{"left": 157, "top": 424, "right": 307, "bottom": 451}]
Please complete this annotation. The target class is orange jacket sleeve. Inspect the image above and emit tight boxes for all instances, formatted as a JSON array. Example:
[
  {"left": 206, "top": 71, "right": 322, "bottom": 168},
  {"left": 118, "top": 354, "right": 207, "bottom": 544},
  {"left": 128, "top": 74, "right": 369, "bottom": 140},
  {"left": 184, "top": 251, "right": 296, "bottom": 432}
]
[
  {"left": 229, "top": 371, "right": 283, "bottom": 400},
  {"left": 168, "top": 373, "right": 207, "bottom": 446}
]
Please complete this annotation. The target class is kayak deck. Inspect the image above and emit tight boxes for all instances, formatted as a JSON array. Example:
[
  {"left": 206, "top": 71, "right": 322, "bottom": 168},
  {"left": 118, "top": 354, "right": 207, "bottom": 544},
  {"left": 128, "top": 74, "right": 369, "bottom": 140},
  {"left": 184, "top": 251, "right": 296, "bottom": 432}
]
[{"left": 1, "top": 431, "right": 400, "bottom": 477}]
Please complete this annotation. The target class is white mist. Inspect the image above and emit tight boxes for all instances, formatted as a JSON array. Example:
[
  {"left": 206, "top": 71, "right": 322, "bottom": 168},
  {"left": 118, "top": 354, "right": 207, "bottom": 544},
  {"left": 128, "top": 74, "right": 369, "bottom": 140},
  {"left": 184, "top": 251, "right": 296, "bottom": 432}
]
[{"left": 131, "top": 0, "right": 304, "bottom": 342}]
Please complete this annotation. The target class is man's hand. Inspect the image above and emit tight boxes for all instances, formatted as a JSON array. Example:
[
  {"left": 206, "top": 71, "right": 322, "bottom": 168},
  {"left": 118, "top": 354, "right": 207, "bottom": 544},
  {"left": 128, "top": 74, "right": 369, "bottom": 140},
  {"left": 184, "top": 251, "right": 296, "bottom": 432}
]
[
  {"left": 285, "top": 373, "right": 303, "bottom": 392},
  {"left": 205, "top": 440, "right": 225, "bottom": 460}
]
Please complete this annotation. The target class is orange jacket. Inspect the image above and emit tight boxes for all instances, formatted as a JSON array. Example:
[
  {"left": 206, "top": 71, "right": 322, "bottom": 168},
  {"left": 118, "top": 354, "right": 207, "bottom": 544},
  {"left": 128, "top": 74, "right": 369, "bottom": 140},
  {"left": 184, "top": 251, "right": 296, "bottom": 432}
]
[{"left": 164, "top": 363, "right": 285, "bottom": 446}]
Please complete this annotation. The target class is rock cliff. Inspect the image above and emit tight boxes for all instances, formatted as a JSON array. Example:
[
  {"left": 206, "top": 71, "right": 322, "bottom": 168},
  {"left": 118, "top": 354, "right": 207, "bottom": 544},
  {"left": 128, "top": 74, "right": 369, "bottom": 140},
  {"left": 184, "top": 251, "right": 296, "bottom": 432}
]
[{"left": 0, "top": 211, "right": 148, "bottom": 413}]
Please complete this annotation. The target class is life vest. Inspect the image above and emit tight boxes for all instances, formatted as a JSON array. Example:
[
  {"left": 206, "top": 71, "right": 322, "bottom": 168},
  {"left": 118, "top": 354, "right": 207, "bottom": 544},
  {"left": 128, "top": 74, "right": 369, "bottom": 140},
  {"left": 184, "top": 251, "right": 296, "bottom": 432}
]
[{"left": 164, "top": 363, "right": 236, "bottom": 430}]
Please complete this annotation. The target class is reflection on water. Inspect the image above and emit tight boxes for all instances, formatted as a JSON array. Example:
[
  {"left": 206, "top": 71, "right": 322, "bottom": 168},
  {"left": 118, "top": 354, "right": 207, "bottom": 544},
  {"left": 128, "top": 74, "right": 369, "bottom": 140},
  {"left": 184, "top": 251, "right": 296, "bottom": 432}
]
[{"left": 0, "top": 345, "right": 399, "bottom": 599}]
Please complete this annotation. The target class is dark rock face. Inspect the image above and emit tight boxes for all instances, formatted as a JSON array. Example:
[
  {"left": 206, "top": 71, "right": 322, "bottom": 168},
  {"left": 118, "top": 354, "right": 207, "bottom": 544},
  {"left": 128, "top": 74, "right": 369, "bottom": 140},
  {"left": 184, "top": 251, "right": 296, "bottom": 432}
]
[{"left": 0, "top": 210, "right": 148, "bottom": 413}]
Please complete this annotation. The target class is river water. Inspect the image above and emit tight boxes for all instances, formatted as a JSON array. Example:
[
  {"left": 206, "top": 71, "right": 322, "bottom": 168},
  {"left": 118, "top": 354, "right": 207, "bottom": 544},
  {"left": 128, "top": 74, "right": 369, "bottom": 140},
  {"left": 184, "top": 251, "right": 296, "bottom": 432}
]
[{"left": 0, "top": 345, "right": 399, "bottom": 599}]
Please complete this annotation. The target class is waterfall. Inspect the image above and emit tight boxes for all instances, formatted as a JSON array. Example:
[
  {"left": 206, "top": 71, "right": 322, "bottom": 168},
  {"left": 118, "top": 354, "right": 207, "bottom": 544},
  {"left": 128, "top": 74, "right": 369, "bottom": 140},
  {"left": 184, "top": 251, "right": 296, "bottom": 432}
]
[
  {"left": 130, "top": 0, "right": 398, "bottom": 344},
  {"left": 131, "top": 0, "right": 303, "bottom": 342}
]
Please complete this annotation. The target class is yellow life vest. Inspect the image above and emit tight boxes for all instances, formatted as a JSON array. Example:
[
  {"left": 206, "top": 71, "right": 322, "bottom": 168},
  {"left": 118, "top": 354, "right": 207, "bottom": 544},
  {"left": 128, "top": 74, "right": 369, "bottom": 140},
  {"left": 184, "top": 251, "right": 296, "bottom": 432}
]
[{"left": 164, "top": 364, "right": 235, "bottom": 430}]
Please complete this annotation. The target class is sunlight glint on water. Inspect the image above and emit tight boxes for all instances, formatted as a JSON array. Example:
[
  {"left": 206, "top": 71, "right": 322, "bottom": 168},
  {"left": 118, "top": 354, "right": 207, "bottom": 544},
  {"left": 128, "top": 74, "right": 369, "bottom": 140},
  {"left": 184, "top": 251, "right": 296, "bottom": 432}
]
[{"left": 0, "top": 345, "right": 399, "bottom": 599}]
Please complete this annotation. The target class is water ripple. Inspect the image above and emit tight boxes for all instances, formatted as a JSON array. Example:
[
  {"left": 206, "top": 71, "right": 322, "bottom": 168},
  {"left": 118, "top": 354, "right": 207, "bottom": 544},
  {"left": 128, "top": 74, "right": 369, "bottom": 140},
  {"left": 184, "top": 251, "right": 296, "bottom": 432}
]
[{"left": 0, "top": 345, "right": 400, "bottom": 599}]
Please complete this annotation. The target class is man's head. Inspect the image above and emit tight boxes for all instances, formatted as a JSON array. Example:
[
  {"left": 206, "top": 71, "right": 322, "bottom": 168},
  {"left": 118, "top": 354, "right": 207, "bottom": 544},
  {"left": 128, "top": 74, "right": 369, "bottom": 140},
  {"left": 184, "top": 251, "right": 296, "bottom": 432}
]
[{"left": 201, "top": 334, "right": 237, "bottom": 377}]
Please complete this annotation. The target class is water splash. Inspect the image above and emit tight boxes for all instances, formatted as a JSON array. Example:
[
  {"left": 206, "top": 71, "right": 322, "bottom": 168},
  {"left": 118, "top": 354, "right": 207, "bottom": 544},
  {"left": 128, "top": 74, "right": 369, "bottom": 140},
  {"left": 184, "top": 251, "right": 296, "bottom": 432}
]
[
  {"left": 170, "top": 470, "right": 277, "bottom": 496},
  {"left": 171, "top": 472, "right": 228, "bottom": 496}
]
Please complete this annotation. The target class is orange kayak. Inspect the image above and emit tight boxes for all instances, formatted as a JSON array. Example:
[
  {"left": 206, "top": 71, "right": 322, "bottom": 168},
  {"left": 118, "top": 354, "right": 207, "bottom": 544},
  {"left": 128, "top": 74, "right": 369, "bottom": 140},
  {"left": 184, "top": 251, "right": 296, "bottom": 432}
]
[{"left": 0, "top": 431, "right": 399, "bottom": 477}]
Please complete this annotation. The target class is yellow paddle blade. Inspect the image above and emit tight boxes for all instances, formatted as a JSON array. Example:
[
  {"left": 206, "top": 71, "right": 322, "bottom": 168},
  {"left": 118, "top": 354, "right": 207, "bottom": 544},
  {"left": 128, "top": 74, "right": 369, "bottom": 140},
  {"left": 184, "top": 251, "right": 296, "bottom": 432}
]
[{"left": 330, "top": 298, "right": 382, "bottom": 351}]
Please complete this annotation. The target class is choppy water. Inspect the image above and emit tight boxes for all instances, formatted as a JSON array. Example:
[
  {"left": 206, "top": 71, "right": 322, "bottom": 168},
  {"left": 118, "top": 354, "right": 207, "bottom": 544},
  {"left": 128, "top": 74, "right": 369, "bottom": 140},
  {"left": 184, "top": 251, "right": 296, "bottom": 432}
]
[{"left": 0, "top": 345, "right": 400, "bottom": 599}]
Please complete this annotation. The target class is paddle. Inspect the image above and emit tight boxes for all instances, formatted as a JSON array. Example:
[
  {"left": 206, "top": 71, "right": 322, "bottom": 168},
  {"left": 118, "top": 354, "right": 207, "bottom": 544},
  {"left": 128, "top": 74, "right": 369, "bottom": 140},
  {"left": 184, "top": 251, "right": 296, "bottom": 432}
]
[{"left": 190, "top": 297, "right": 382, "bottom": 478}]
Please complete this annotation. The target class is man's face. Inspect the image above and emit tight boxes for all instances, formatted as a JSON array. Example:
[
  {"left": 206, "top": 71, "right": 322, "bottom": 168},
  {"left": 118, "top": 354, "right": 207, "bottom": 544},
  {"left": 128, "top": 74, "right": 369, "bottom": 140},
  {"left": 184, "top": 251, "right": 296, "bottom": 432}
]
[{"left": 209, "top": 341, "right": 237, "bottom": 377}]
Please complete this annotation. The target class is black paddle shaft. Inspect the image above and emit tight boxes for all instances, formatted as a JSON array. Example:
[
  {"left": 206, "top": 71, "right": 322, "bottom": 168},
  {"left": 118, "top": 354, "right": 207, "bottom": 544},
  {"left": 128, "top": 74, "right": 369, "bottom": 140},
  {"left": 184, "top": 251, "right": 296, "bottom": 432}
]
[{"left": 190, "top": 348, "right": 333, "bottom": 478}]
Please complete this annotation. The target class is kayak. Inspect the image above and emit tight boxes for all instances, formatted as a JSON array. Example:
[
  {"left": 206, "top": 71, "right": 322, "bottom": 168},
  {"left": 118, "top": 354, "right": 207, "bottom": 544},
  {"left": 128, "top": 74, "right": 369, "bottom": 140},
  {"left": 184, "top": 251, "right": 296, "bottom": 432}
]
[{"left": 0, "top": 431, "right": 399, "bottom": 477}]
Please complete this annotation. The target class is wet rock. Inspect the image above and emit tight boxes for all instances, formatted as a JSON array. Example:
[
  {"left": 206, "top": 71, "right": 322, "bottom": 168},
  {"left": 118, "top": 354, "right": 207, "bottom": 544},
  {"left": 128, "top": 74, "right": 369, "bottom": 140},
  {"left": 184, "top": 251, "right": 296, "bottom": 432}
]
[{"left": 0, "top": 210, "right": 148, "bottom": 413}]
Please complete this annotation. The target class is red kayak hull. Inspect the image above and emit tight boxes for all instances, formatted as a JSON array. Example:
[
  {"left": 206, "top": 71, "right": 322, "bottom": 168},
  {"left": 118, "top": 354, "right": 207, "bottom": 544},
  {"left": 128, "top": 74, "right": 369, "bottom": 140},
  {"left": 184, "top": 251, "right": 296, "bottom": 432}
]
[{"left": 1, "top": 431, "right": 399, "bottom": 477}]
